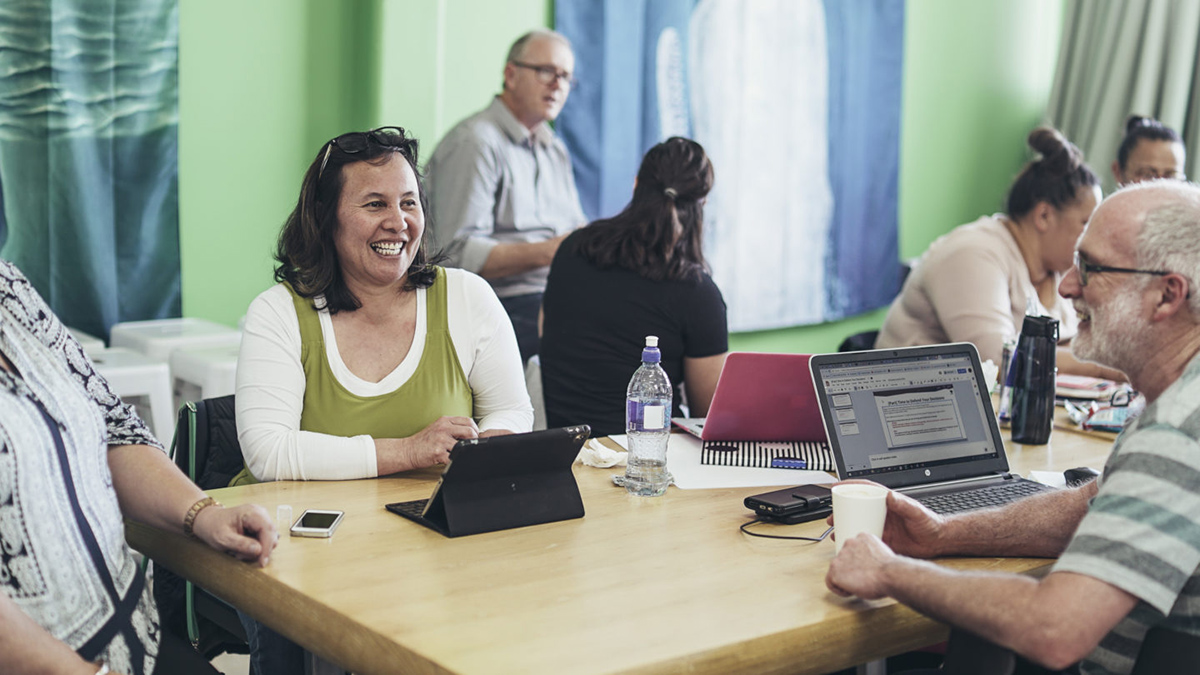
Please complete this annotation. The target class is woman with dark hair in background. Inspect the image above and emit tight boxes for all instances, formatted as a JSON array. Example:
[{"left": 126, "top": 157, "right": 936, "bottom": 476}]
[
  {"left": 876, "top": 127, "right": 1122, "bottom": 379},
  {"left": 540, "top": 137, "right": 728, "bottom": 437},
  {"left": 1112, "top": 115, "right": 1186, "bottom": 186}
]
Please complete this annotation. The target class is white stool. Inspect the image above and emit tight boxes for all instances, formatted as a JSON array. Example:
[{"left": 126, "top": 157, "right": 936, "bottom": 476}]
[
  {"left": 67, "top": 327, "right": 105, "bottom": 357},
  {"left": 169, "top": 343, "right": 239, "bottom": 409},
  {"left": 90, "top": 348, "right": 175, "bottom": 443},
  {"left": 110, "top": 317, "right": 241, "bottom": 361}
]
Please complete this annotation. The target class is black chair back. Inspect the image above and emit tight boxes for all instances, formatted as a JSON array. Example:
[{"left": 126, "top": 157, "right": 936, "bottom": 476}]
[
  {"left": 156, "top": 395, "right": 248, "bottom": 659},
  {"left": 940, "top": 628, "right": 1016, "bottom": 675},
  {"left": 1130, "top": 626, "right": 1200, "bottom": 674},
  {"left": 838, "top": 330, "right": 879, "bottom": 353},
  {"left": 171, "top": 395, "right": 242, "bottom": 490},
  {"left": 941, "top": 624, "right": 1200, "bottom": 675}
]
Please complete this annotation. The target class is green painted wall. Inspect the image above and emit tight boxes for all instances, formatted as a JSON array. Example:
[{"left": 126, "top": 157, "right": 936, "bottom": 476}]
[
  {"left": 179, "top": 0, "right": 551, "bottom": 327},
  {"left": 178, "top": 0, "right": 310, "bottom": 326},
  {"left": 180, "top": 0, "right": 1063, "bottom": 352}
]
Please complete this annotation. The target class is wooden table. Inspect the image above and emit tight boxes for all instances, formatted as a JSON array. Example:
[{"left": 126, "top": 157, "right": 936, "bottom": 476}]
[{"left": 129, "top": 415, "right": 1116, "bottom": 675}]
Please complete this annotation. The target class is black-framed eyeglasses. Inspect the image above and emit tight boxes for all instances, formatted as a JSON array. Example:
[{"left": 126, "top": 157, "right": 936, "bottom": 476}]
[
  {"left": 1073, "top": 251, "right": 1171, "bottom": 287},
  {"left": 510, "top": 61, "right": 577, "bottom": 88},
  {"left": 317, "top": 126, "right": 411, "bottom": 181},
  {"left": 1109, "top": 388, "right": 1138, "bottom": 407}
]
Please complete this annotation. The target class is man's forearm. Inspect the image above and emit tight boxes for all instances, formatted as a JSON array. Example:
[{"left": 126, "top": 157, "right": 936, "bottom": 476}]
[
  {"left": 477, "top": 237, "right": 563, "bottom": 279},
  {"left": 879, "top": 561, "right": 1109, "bottom": 670},
  {"left": 937, "top": 482, "right": 1095, "bottom": 558}
]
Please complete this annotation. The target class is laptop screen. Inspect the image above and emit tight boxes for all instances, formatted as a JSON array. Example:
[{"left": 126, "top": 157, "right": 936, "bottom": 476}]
[{"left": 810, "top": 344, "right": 1009, "bottom": 488}]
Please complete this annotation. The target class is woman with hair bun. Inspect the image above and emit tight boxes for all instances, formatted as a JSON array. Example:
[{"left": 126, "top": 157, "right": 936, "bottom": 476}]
[
  {"left": 540, "top": 137, "right": 728, "bottom": 436},
  {"left": 1112, "top": 115, "right": 1186, "bottom": 186},
  {"left": 876, "top": 127, "right": 1121, "bottom": 379}
]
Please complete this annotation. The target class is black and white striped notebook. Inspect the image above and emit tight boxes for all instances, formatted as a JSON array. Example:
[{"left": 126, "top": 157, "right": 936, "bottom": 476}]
[{"left": 700, "top": 440, "right": 835, "bottom": 471}]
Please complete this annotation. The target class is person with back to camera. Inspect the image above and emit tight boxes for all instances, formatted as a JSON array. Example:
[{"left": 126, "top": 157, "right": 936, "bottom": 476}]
[
  {"left": 1112, "top": 115, "right": 1186, "bottom": 186},
  {"left": 234, "top": 126, "right": 533, "bottom": 673},
  {"left": 875, "top": 127, "right": 1123, "bottom": 380},
  {"left": 0, "top": 260, "right": 277, "bottom": 675},
  {"left": 540, "top": 137, "right": 728, "bottom": 437}
]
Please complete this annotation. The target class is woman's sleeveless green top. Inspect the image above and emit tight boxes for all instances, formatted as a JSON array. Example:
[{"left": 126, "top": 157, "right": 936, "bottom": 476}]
[{"left": 231, "top": 267, "right": 472, "bottom": 485}]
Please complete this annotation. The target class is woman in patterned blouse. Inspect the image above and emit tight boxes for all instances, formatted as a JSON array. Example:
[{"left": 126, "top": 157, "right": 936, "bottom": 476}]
[{"left": 0, "top": 260, "right": 278, "bottom": 675}]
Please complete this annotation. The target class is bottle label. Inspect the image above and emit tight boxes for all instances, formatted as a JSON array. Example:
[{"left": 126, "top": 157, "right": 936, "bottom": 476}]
[
  {"left": 627, "top": 401, "right": 667, "bottom": 430},
  {"left": 643, "top": 405, "right": 665, "bottom": 430}
]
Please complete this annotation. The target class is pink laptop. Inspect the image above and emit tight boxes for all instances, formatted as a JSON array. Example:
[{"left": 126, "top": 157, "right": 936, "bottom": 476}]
[{"left": 672, "top": 352, "right": 827, "bottom": 442}]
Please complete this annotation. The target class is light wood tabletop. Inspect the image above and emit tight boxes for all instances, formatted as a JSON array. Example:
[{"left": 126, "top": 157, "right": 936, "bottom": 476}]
[{"left": 129, "top": 413, "right": 1116, "bottom": 675}]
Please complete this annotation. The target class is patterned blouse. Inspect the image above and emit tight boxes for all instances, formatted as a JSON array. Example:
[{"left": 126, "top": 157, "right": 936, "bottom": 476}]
[{"left": 0, "top": 260, "right": 162, "bottom": 674}]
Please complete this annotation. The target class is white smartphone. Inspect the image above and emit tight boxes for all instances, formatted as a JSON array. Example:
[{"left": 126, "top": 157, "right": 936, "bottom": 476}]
[{"left": 289, "top": 509, "right": 345, "bottom": 538}]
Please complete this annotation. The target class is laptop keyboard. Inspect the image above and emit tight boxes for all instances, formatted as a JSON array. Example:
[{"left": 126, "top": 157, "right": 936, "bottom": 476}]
[
  {"left": 389, "top": 499, "right": 429, "bottom": 517},
  {"left": 915, "top": 480, "right": 1052, "bottom": 515}
]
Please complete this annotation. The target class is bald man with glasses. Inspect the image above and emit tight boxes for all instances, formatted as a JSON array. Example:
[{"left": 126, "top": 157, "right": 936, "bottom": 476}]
[{"left": 426, "top": 29, "right": 585, "bottom": 364}]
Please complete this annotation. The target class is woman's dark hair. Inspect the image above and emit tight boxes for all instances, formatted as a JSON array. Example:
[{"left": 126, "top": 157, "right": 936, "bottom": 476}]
[
  {"left": 1006, "top": 127, "right": 1099, "bottom": 220},
  {"left": 575, "top": 137, "right": 714, "bottom": 282},
  {"left": 274, "top": 126, "right": 436, "bottom": 313},
  {"left": 1116, "top": 115, "right": 1182, "bottom": 170}
]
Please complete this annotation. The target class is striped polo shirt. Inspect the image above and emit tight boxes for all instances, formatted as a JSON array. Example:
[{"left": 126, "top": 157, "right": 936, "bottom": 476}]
[{"left": 1054, "top": 352, "right": 1200, "bottom": 674}]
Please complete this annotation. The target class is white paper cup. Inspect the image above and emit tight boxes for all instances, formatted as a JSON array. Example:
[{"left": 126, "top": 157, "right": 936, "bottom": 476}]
[{"left": 832, "top": 484, "right": 888, "bottom": 553}]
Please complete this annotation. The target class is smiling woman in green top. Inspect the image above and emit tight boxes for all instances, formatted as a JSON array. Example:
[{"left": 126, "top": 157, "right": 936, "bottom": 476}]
[{"left": 234, "top": 126, "right": 533, "bottom": 484}]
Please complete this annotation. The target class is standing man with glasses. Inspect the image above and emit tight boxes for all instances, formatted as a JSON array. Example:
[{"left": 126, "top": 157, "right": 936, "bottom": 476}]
[
  {"left": 426, "top": 29, "right": 585, "bottom": 364},
  {"left": 826, "top": 181, "right": 1200, "bottom": 674}
]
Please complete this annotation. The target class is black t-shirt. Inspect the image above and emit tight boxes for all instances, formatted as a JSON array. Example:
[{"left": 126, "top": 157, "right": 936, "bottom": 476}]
[{"left": 540, "top": 229, "right": 728, "bottom": 437}]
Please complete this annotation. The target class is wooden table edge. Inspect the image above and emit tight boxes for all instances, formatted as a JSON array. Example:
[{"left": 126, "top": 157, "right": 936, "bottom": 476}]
[{"left": 128, "top": 520, "right": 453, "bottom": 675}]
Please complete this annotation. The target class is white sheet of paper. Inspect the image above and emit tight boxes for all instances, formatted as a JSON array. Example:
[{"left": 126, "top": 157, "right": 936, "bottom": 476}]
[
  {"left": 604, "top": 433, "right": 836, "bottom": 490},
  {"left": 1029, "top": 470, "right": 1067, "bottom": 488}
]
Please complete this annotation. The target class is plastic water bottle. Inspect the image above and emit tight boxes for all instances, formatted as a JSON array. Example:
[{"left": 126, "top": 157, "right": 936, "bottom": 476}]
[
  {"left": 997, "top": 338, "right": 1017, "bottom": 425},
  {"left": 625, "top": 336, "right": 672, "bottom": 496}
]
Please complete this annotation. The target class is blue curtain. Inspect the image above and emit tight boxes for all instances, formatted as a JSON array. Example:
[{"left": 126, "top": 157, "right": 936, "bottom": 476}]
[
  {"left": 556, "top": 0, "right": 695, "bottom": 221},
  {"left": 557, "top": 0, "right": 904, "bottom": 330},
  {"left": 823, "top": 0, "right": 905, "bottom": 320},
  {"left": 0, "top": 0, "right": 180, "bottom": 340}
]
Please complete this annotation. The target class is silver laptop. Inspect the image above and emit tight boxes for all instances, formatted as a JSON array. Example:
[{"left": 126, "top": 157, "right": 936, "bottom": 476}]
[{"left": 809, "top": 343, "right": 1052, "bottom": 514}]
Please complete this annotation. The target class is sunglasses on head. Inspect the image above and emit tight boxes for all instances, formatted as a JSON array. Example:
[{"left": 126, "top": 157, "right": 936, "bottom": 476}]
[{"left": 317, "top": 126, "right": 412, "bottom": 181}]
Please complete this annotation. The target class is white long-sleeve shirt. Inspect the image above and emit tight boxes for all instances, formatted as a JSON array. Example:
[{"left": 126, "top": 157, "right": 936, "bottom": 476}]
[{"left": 236, "top": 268, "right": 534, "bottom": 480}]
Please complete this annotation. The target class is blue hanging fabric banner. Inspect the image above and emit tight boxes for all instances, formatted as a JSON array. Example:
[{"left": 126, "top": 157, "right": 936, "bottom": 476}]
[
  {"left": 823, "top": 0, "right": 905, "bottom": 320},
  {"left": 557, "top": 0, "right": 904, "bottom": 330}
]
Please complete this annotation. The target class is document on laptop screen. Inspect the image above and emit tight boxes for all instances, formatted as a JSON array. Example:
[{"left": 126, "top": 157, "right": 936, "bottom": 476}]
[
  {"left": 817, "top": 353, "right": 1000, "bottom": 477},
  {"left": 873, "top": 385, "right": 966, "bottom": 448}
]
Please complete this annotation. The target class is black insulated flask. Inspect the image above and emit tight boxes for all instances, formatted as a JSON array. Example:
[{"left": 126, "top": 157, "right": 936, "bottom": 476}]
[{"left": 1010, "top": 315, "right": 1058, "bottom": 445}]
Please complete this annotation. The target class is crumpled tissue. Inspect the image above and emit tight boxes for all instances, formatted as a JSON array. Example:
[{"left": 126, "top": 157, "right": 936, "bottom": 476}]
[{"left": 577, "top": 438, "right": 627, "bottom": 468}]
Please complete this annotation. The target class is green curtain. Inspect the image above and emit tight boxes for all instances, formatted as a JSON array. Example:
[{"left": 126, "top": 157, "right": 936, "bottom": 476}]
[
  {"left": 0, "top": 0, "right": 180, "bottom": 340},
  {"left": 1047, "top": 0, "right": 1200, "bottom": 194}
]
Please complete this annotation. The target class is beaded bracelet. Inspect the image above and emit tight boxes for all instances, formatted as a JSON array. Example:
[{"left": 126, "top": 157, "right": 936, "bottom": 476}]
[{"left": 182, "top": 496, "right": 221, "bottom": 538}]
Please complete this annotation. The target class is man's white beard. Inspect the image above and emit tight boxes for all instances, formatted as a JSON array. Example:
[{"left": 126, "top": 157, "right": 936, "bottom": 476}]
[{"left": 1072, "top": 284, "right": 1146, "bottom": 373}]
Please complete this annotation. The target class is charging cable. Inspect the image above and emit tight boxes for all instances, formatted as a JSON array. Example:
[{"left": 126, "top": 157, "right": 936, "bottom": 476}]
[{"left": 739, "top": 518, "right": 834, "bottom": 541}]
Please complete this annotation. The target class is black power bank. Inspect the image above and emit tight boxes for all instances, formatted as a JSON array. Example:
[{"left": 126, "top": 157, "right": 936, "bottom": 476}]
[{"left": 744, "top": 484, "right": 833, "bottom": 523}]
